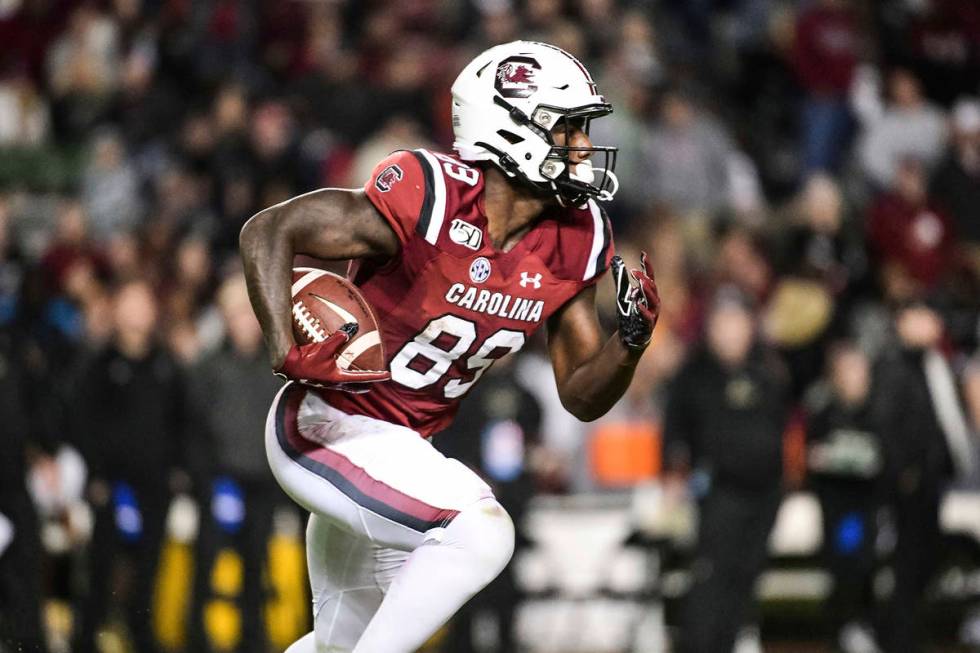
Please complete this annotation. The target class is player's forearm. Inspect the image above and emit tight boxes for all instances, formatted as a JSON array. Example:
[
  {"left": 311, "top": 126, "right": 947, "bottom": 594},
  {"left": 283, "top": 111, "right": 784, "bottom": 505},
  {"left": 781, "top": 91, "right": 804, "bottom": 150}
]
[
  {"left": 240, "top": 190, "right": 400, "bottom": 369},
  {"left": 240, "top": 208, "right": 296, "bottom": 368},
  {"left": 557, "top": 335, "right": 644, "bottom": 421}
]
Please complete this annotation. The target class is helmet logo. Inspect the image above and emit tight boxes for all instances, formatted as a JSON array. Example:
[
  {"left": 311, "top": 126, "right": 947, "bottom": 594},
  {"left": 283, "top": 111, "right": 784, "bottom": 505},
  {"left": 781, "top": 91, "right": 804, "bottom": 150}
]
[
  {"left": 495, "top": 56, "right": 540, "bottom": 99},
  {"left": 374, "top": 164, "right": 403, "bottom": 193}
]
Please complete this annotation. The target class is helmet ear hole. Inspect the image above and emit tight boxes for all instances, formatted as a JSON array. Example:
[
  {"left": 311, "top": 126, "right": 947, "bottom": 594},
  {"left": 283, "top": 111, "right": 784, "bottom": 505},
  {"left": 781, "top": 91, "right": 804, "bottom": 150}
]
[{"left": 496, "top": 129, "right": 525, "bottom": 145}]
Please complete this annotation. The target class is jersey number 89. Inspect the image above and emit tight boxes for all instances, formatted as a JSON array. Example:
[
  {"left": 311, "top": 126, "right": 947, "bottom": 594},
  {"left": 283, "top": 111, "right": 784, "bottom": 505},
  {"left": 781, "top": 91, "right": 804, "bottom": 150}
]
[{"left": 389, "top": 315, "right": 525, "bottom": 398}]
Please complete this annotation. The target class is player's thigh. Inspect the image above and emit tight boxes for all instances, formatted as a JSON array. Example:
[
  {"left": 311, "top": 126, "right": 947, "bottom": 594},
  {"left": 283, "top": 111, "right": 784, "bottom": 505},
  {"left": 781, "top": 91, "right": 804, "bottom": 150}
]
[
  {"left": 266, "top": 383, "right": 494, "bottom": 551},
  {"left": 305, "top": 514, "right": 407, "bottom": 651},
  {"left": 266, "top": 425, "right": 375, "bottom": 547}
]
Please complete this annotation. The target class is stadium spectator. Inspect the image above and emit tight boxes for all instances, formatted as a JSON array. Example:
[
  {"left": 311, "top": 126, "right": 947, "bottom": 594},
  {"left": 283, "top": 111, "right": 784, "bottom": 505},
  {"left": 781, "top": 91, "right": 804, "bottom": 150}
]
[
  {"left": 81, "top": 128, "right": 143, "bottom": 241},
  {"left": 181, "top": 2, "right": 257, "bottom": 89},
  {"left": 874, "top": 301, "right": 975, "bottom": 653},
  {"left": 712, "top": 225, "right": 772, "bottom": 304},
  {"left": 0, "top": 329, "right": 48, "bottom": 653},
  {"left": 149, "top": 163, "right": 216, "bottom": 240},
  {"left": 768, "top": 175, "right": 868, "bottom": 395},
  {"left": 0, "top": 198, "right": 23, "bottom": 328},
  {"left": 212, "top": 170, "right": 258, "bottom": 256},
  {"left": 0, "top": 65, "right": 50, "bottom": 147},
  {"left": 792, "top": 0, "right": 860, "bottom": 173},
  {"left": 965, "top": 357, "right": 980, "bottom": 463},
  {"left": 777, "top": 174, "right": 868, "bottom": 304},
  {"left": 664, "top": 289, "right": 790, "bottom": 653},
  {"left": 641, "top": 87, "right": 735, "bottom": 220},
  {"left": 110, "top": 35, "right": 182, "bottom": 149},
  {"left": 45, "top": 3, "right": 120, "bottom": 141},
  {"left": 71, "top": 279, "right": 186, "bottom": 653},
  {"left": 876, "top": 0, "right": 980, "bottom": 106},
  {"left": 34, "top": 201, "right": 112, "bottom": 354},
  {"left": 930, "top": 97, "right": 980, "bottom": 265},
  {"left": 635, "top": 216, "right": 700, "bottom": 346},
  {"left": 38, "top": 200, "right": 105, "bottom": 298},
  {"left": 589, "top": 10, "right": 661, "bottom": 218},
  {"left": 806, "top": 342, "right": 883, "bottom": 653},
  {"left": 857, "top": 68, "right": 947, "bottom": 190},
  {"left": 160, "top": 234, "right": 219, "bottom": 364},
  {"left": 103, "top": 228, "right": 141, "bottom": 283},
  {"left": 247, "top": 100, "right": 303, "bottom": 204},
  {"left": 867, "top": 158, "right": 955, "bottom": 302},
  {"left": 186, "top": 273, "right": 285, "bottom": 653}
]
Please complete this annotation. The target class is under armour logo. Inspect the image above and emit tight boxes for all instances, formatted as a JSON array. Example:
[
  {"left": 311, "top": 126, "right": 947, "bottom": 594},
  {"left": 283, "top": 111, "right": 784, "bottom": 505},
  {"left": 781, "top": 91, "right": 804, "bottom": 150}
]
[{"left": 520, "top": 272, "right": 542, "bottom": 289}]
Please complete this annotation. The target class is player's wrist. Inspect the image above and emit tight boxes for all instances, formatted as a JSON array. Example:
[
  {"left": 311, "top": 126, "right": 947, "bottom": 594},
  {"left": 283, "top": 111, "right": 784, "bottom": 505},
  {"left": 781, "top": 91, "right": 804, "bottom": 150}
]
[
  {"left": 618, "top": 332, "right": 649, "bottom": 357},
  {"left": 617, "top": 312, "right": 652, "bottom": 351},
  {"left": 269, "top": 334, "right": 297, "bottom": 371},
  {"left": 273, "top": 343, "right": 302, "bottom": 374}
]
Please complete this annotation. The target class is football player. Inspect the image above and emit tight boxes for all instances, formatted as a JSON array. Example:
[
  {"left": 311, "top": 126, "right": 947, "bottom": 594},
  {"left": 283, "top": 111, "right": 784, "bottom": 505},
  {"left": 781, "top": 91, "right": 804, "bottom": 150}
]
[{"left": 240, "top": 41, "right": 659, "bottom": 652}]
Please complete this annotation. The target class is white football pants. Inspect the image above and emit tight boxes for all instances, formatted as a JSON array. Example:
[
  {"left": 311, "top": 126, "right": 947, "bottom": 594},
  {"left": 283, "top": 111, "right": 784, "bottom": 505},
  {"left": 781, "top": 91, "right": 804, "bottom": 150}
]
[{"left": 266, "top": 383, "right": 515, "bottom": 652}]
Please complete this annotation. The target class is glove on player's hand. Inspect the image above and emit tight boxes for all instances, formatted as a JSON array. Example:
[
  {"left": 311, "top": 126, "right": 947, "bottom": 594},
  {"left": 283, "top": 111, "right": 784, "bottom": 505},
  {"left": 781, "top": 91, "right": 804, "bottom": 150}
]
[
  {"left": 611, "top": 251, "right": 661, "bottom": 351},
  {"left": 275, "top": 323, "right": 390, "bottom": 392}
]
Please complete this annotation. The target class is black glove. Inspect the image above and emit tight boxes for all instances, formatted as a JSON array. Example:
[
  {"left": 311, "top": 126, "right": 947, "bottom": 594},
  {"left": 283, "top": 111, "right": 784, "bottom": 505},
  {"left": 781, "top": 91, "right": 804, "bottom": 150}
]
[{"left": 611, "top": 251, "right": 661, "bottom": 351}]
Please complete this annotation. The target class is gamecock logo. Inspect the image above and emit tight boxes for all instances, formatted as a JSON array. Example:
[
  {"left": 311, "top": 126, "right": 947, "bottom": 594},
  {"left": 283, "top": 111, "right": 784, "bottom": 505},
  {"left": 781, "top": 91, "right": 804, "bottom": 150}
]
[
  {"left": 374, "top": 164, "right": 403, "bottom": 193},
  {"left": 495, "top": 56, "right": 540, "bottom": 99}
]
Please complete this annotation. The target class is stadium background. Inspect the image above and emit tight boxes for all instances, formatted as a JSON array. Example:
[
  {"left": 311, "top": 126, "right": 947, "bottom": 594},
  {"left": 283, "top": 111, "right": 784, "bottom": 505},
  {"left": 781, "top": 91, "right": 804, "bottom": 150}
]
[{"left": 1, "top": 0, "right": 980, "bottom": 651}]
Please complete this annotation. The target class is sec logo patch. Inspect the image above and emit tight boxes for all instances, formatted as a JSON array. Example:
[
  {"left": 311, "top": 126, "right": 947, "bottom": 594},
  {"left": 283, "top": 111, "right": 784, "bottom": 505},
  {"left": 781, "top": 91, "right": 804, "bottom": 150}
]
[{"left": 469, "top": 257, "right": 491, "bottom": 283}]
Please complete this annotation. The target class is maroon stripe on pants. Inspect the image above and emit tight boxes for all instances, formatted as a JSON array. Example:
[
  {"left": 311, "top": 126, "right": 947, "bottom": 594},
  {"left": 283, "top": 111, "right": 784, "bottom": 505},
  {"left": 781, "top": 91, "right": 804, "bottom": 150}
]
[{"left": 276, "top": 385, "right": 460, "bottom": 532}]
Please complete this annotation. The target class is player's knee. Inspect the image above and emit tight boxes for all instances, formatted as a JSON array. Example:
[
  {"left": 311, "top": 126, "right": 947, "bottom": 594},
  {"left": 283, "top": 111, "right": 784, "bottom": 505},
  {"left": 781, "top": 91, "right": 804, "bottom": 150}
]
[{"left": 447, "top": 498, "right": 515, "bottom": 584}]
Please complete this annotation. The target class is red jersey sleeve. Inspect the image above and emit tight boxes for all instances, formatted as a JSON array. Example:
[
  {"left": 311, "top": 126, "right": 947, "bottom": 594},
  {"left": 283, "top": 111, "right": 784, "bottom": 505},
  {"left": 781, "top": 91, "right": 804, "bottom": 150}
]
[{"left": 363, "top": 150, "right": 429, "bottom": 246}]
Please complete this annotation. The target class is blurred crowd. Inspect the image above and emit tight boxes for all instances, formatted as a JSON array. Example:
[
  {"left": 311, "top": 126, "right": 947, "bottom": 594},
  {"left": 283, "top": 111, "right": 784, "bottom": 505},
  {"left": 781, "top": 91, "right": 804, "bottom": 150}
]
[{"left": 1, "top": 0, "right": 980, "bottom": 651}]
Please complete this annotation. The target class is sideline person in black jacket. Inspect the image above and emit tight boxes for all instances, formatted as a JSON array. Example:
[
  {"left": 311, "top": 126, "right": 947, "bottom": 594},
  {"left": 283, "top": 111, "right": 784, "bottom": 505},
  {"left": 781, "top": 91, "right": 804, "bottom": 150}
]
[
  {"left": 806, "top": 341, "right": 883, "bottom": 652},
  {"left": 874, "top": 302, "right": 973, "bottom": 653},
  {"left": 186, "top": 274, "right": 286, "bottom": 653},
  {"left": 0, "top": 329, "right": 48, "bottom": 653},
  {"left": 664, "top": 289, "right": 791, "bottom": 653},
  {"left": 71, "top": 279, "right": 186, "bottom": 653}
]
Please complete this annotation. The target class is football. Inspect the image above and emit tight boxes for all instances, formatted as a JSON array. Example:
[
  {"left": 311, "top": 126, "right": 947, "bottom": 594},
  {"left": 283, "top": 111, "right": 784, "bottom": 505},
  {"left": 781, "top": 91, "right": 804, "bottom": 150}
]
[{"left": 291, "top": 267, "right": 386, "bottom": 372}]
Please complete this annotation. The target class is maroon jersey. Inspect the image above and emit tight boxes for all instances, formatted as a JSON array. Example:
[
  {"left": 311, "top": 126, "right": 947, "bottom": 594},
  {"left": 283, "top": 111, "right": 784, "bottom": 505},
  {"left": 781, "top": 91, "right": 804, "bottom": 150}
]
[{"left": 319, "top": 149, "right": 614, "bottom": 437}]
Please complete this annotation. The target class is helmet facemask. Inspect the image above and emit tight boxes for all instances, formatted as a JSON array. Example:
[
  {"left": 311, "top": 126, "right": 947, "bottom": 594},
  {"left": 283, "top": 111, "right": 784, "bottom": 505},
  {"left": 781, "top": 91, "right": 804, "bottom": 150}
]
[
  {"left": 487, "top": 96, "right": 619, "bottom": 207},
  {"left": 538, "top": 107, "right": 619, "bottom": 207}
]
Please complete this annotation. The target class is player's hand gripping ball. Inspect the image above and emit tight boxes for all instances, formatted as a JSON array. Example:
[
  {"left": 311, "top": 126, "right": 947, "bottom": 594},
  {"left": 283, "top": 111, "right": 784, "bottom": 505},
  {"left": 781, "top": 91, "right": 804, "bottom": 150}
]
[
  {"left": 275, "top": 268, "right": 389, "bottom": 391},
  {"left": 611, "top": 251, "right": 661, "bottom": 351}
]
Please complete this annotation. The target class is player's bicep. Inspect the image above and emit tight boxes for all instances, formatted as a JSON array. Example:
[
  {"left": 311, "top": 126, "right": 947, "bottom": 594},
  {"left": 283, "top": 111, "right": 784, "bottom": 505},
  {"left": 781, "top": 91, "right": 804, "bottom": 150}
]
[
  {"left": 275, "top": 188, "right": 401, "bottom": 261},
  {"left": 546, "top": 285, "right": 605, "bottom": 386}
]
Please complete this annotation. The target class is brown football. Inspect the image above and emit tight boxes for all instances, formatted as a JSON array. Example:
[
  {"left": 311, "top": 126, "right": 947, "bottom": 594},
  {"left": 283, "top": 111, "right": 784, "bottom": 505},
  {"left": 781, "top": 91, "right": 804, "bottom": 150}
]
[{"left": 291, "top": 267, "right": 386, "bottom": 372}]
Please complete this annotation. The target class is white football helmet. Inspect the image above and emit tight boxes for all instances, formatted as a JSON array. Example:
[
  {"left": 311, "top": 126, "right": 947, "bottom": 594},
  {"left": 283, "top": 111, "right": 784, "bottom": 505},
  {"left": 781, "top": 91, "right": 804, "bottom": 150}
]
[{"left": 451, "top": 40, "right": 619, "bottom": 206}]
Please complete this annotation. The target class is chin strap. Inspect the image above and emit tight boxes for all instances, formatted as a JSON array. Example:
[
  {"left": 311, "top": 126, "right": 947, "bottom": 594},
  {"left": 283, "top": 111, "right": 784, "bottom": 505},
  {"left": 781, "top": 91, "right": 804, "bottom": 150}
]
[
  {"left": 474, "top": 138, "right": 566, "bottom": 204},
  {"left": 593, "top": 167, "right": 619, "bottom": 201},
  {"left": 569, "top": 162, "right": 619, "bottom": 202},
  {"left": 473, "top": 140, "right": 523, "bottom": 178}
]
